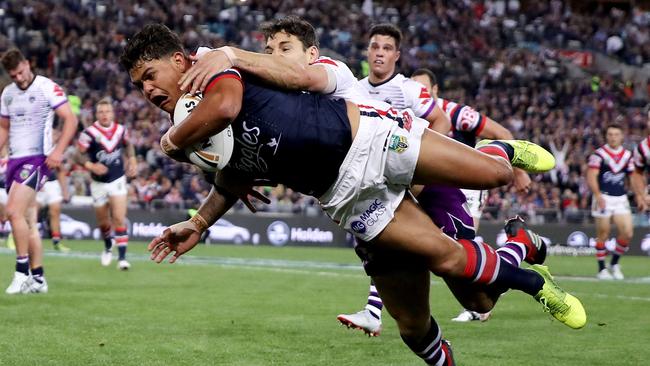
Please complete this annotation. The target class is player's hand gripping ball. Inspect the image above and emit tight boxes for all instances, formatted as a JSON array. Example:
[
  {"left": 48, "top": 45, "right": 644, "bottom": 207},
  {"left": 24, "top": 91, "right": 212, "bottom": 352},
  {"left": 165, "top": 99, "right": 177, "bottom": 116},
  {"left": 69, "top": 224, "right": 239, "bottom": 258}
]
[{"left": 172, "top": 93, "right": 234, "bottom": 171}]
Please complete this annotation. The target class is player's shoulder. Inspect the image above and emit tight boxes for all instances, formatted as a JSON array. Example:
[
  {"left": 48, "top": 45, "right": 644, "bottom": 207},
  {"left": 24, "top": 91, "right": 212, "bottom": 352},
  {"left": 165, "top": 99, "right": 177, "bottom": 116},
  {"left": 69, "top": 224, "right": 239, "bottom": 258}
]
[{"left": 312, "top": 56, "right": 340, "bottom": 67}]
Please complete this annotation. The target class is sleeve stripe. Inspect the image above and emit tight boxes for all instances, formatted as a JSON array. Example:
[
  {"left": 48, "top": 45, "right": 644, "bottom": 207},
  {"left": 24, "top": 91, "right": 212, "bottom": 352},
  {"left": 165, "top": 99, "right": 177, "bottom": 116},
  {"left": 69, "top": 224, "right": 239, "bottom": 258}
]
[
  {"left": 474, "top": 115, "right": 487, "bottom": 136},
  {"left": 0, "top": 114, "right": 8, "bottom": 118},
  {"left": 52, "top": 100, "right": 68, "bottom": 110},
  {"left": 204, "top": 71, "right": 243, "bottom": 94},
  {"left": 312, "top": 58, "right": 338, "bottom": 67},
  {"left": 419, "top": 100, "right": 436, "bottom": 119}
]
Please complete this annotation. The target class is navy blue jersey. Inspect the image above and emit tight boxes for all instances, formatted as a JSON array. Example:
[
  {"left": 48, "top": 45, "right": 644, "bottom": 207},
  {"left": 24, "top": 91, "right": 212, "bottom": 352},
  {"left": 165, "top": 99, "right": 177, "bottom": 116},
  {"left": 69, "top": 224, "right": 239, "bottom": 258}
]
[
  {"left": 588, "top": 145, "right": 634, "bottom": 196},
  {"left": 78, "top": 121, "right": 128, "bottom": 183},
  {"left": 206, "top": 70, "right": 352, "bottom": 197}
]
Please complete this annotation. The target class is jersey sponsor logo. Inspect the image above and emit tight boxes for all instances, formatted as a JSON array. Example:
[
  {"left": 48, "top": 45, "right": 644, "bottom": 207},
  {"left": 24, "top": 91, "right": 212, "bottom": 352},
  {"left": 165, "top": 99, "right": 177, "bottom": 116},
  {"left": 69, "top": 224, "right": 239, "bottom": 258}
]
[
  {"left": 388, "top": 135, "right": 409, "bottom": 153},
  {"left": 602, "top": 171, "right": 625, "bottom": 185},
  {"left": 383, "top": 98, "right": 392, "bottom": 105},
  {"left": 232, "top": 120, "right": 278, "bottom": 173},
  {"left": 355, "top": 199, "right": 387, "bottom": 232},
  {"left": 29, "top": 96, "right": 36, "bottom": 103},
  {"left": 350, "top": 220, "right": 366, "bottom": 234},
  {"left": 96, "top": 149, "right": 123, "bottom": 166},
  {"left": 267, "top": 220, "right": 290, "bottom": 246}
]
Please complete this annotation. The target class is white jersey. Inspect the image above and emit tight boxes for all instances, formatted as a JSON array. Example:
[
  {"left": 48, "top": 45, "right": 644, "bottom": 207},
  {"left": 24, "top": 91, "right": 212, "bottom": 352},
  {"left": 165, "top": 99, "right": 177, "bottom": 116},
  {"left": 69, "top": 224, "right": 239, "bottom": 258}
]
[
  {"left": 359, "top": 73, "right": 437, "bottom": 119},
  {"left": 0, "top": 75, "right": 68, "bottom": 158},
  {"left": 310, "top": 56, "right": 370, "bottom": 104}
]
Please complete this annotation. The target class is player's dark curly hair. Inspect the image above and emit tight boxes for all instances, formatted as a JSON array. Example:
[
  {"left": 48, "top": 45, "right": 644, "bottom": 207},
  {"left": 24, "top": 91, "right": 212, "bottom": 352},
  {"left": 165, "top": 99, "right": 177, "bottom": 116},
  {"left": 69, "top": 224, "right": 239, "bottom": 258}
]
[
  {"left": 1, "top": 48, "right": 26, "bottom": 71},
  {"left": 369, "top": 23, "right": 402, "bottom": 49},
  {"left": 260, "top": 15, "right": 319, "bottom": 50},
  {"left": 120, "top": 23, "right": 184, "bottom": 72}
]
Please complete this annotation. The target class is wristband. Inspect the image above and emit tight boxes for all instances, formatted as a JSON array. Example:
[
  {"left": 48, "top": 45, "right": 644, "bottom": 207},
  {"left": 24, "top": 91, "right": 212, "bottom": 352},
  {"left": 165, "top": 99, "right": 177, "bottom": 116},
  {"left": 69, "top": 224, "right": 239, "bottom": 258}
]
[
  {"left": 190, "top": 214, "right": 209, "bottom": 233},
  {"left": 160, "top": 132, "right": 179, "bottom": 154},
  {"left": 218, "top": 46, "right": 236, "bottom": 67}
]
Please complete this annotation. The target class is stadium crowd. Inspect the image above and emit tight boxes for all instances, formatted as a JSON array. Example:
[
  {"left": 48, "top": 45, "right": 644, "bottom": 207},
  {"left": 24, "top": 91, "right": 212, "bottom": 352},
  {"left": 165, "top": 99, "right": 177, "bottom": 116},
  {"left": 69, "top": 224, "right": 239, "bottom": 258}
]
[{"left": 1, "top": 0, "right": 650, "bottom": 222}]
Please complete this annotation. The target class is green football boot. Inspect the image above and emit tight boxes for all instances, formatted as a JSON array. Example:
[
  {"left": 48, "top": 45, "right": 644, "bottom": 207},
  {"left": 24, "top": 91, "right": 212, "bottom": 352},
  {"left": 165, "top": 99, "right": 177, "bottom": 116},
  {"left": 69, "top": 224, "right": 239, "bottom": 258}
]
[
  {"left": 530, "top": 264, "right": 586, "bottom": 329},
  {"left": 476, "top": 139, "right": 556, "bottom": 173}
]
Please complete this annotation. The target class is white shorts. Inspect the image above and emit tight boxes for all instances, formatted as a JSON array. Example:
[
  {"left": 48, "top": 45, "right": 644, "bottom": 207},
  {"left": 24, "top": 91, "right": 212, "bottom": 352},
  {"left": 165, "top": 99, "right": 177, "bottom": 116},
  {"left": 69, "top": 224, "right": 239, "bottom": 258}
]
[
  {"left": 0, "top": 188, "right": 6, "bottom": 205},
  {"left": 36, "top": 180, "right": 63, "bottom": 206},
  {"left": 90, "top": 175, "right": 127, "bottom": 207},
  {"left": 460, "top": 189, "right": 486, "bottom": 219},
  {"left": 591, "top": 194, "right": 631, "bottom": 218},
  {"left": 319, "top": 111, "right": 427, "bottom": 241}
]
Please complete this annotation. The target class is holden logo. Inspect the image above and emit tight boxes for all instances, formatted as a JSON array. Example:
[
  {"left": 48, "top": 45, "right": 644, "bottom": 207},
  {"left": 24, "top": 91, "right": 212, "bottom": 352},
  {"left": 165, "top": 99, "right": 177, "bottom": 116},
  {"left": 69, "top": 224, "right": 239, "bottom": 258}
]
[
  {"left": 267, "top": 221, "right": 290, "bottom": 246},
  {"left": 350, "top": 220, "right": 366, "bottom": 234}
]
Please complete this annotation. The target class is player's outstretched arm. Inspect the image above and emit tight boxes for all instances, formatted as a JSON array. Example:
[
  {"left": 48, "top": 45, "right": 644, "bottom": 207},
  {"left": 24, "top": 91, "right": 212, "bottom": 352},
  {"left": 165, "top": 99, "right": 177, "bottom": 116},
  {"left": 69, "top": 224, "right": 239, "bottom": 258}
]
[
  {"left": 47, "top": 103, "right": 78, "bottom": 168},
  {"left": 148, "top": 186, "right": 238, "bottom": 263},
  {"left": 179, "top": 47, "right": 334, "bottom": 95}
]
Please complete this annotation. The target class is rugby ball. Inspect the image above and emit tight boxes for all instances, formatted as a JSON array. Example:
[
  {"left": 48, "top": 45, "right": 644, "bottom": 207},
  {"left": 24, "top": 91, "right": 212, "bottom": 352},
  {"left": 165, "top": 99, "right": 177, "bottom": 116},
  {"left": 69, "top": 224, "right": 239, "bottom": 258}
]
[{"left": 173, "top": 93, "right": 234, "bottom": 171}]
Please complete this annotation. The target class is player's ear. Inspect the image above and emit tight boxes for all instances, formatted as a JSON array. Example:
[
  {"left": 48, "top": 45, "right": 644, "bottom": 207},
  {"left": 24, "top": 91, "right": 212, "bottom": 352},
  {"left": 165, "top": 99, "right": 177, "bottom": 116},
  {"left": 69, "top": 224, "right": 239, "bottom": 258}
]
[
  {"left": 307, "top": 46, "right": 319, "bottom": 63},
  {"left": 171, "top": 52, "right": 189, "bottom": 72},
  {"left": 395, "top": 49, "right": 401, "bottom": 62}
]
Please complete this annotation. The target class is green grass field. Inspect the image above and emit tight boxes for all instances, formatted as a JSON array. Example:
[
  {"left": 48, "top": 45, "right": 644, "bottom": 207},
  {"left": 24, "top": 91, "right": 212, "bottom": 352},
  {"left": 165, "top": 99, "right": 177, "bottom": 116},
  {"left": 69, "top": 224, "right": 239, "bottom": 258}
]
[{"left": 0, "top": 240, "right": 649, "bottom": 366}]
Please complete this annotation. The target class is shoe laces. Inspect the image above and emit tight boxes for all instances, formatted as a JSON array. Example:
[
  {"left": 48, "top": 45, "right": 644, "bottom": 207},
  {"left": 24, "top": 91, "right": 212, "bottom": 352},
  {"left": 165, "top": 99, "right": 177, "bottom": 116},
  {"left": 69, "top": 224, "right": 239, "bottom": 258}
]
[{"left": 539, "top": 286, "right": 570, "bottom": 317}]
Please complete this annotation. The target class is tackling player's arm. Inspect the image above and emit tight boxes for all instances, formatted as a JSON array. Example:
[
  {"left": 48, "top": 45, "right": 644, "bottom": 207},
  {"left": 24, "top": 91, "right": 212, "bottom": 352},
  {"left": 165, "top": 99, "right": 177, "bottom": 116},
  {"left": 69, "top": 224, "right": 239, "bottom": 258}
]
[
  {"left": 47, "top": 103, "right": 78, "bottom": 168},
  {"left": 162, "top": 72, "right": 243, "bottom": 156},
  {"left": 178, "top": 47, "right": 335, "bottom": 95},
  {"left": 630, "top": 168, "right": 648, "bottom": 211},
  {"left": 123, "top": 131, "right": 137, "bottom": 178},
  {"left": 57, "top": 168, "right": 70, "bottom": 202}
]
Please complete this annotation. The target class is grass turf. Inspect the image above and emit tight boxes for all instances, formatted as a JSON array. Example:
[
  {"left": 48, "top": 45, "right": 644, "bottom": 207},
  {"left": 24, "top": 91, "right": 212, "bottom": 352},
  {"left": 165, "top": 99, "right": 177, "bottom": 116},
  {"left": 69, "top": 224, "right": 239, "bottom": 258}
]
[{"left": 0, "top": 240, "right": 649, "bottom": 365}]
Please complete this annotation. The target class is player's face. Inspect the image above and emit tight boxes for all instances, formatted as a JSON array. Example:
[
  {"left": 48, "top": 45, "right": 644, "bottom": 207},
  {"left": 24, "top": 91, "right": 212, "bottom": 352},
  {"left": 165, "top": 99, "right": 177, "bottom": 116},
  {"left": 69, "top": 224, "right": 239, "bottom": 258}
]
[
  {"left": 8, "top": 60, "right": 34, "bottom": 90},
  {"left": 129, "top": 52, "right": 188, "bottom": 114},
  {"left": 95, "top": 104, "right": 114, "bottom": 126},
  {"left": 605, "top": 127, "right": 624, "bottom": 148},
  {"left": 367, "top": 35, "right": 400, "bottom": 79},
  {"left": 264, "top": 32, "right": 318, "bottom": 65}
]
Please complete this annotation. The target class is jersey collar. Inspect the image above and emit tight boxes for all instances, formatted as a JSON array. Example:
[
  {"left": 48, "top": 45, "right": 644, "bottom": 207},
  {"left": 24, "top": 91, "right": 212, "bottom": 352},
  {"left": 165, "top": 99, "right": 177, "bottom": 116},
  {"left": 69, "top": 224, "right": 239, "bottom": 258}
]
[{"left": 368, "top": 72, "right": 399, "bottom": 87}]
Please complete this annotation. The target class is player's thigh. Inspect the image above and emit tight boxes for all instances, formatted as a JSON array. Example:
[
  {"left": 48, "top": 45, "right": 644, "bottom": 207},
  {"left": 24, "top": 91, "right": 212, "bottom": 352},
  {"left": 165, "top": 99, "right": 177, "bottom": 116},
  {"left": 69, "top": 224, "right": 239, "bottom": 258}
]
[
  {"left": 612, "top": 213, "right": 633, "bottom": 238},
  {"left": 413, "top": 128, "right": 512, "bottom": 189},
  {"left": 594, "top": 216, "right": 611, "bottom": 236},
  {"left": 371, "top": 269, "right": 431, "bottom": 335},
  {"left": 6, "top": 183, "right": 36, "bottom": 216},
  {"left": 94, "top": 204, "right": 111, "bottom": 226},
  {"left": 108, "top": 194, "right": 127, "bottom": 224},
  {"left": 371, "top": 194, "right": 464, "bottom": 269},
  {"left": 443, "top": 277, "right": 498, "bottom": 313}
]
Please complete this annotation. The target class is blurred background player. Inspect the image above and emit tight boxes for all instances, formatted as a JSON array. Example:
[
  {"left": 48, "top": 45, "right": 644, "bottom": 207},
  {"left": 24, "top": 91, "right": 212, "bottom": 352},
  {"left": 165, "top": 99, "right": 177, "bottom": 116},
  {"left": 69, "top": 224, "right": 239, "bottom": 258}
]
[
  {"left": 36, "top": 165, "right": 70, "bottom": 252},
  {"left": 631, "top": 107, "right": 650, "bottom": 213},
  {"left": 0, "top": 48, "right": 78, "bottom": 294},
  {"left": 74, "top": 98, "right": 136, "bottom": 270},
  {"left": 587, "top": 124, "right": 637, "bottom": 280}
]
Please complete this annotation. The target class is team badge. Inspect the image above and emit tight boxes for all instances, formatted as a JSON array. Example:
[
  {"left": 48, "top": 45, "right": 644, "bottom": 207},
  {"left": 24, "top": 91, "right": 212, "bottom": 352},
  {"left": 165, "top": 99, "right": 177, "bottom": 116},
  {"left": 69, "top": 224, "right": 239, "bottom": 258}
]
[
  {"left": 19, "top": 168, "right": 30, "bottom": 180},
  {"left": 29, "top": 96, "right": 36, "bottom": 103},
  {"left": 388, "top": 135, "right": 409, "bottom": 153}
]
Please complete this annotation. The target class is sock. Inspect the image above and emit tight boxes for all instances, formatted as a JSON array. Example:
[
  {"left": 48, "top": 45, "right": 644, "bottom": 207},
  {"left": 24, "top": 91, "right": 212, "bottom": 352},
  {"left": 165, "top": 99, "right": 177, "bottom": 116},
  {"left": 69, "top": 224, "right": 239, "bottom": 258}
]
[
  {"left": 115, "top": 226, "right": 128, "bottom": 260},
  {"left": 401, "top": 316, "right": 451, "bottom": 366},
  {"left": 364, "top": 281, "right": 383, "bottom": 320},
  {"left": 477, "top": 141, "right": 515, "bottom": 162},
  {"left": 595, "top": 241, "right": 607, "bottom": 272},
  {"left": 52, "top": 231, "right": 61, "bottom": 246},
  {"left": 496, "top": 242, "right": 526, "bottom": 267},
  {"left": 31, "top": 266, "right": 44, "bottom": 283},
  {"left": 458, "top": 239, "right": 544, "bottom": 295},
  {"left": 101, "top": 225, "right": 113, "bottom": 252},
  {"left": 16, "top": 255, "right": 29, "bottom": 275},
  {"left": 610, "top": 238, "right": 629, "bottom": 266}
]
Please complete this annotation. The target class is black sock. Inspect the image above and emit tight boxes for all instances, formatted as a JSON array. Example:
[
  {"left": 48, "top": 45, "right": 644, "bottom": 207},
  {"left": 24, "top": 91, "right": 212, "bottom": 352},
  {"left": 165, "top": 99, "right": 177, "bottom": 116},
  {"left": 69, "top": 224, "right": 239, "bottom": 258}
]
[
  {"left": 401, "top": 316, "right": 450, "bottom": 365},
  {"left": 16, "top": 256, "right": 29, "bottom": 275},
  {"left": 492, "top": 258, "right": 544, "bottom": 296}
]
